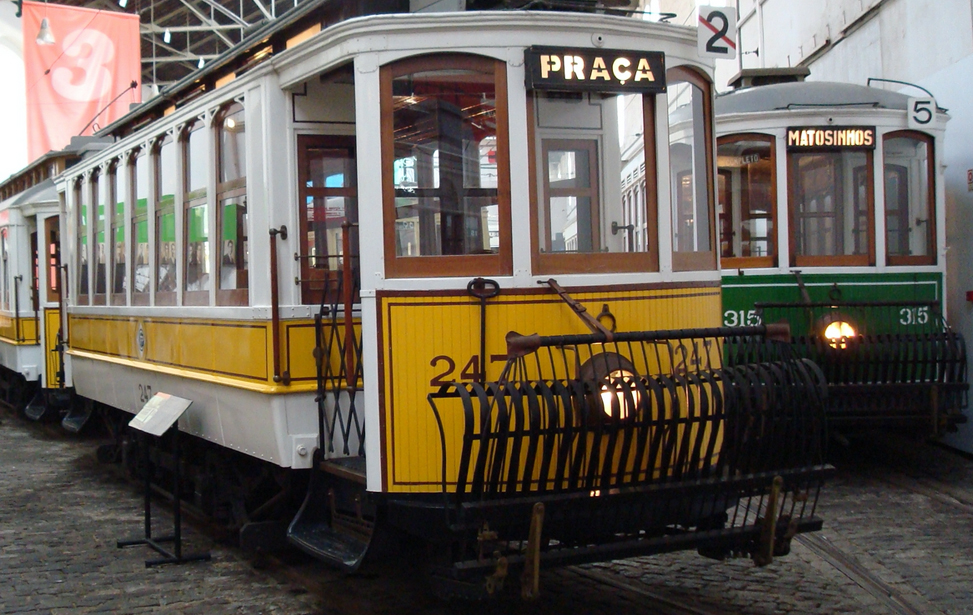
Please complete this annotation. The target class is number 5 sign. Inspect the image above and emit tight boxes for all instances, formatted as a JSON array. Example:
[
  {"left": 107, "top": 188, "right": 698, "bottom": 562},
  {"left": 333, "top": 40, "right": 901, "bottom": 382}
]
[
  {"left": 698, "top": 6, "right": 737, "bottom": 60},
  {"left": 908, "top": 97, "right": 937, "bottom": 129}
]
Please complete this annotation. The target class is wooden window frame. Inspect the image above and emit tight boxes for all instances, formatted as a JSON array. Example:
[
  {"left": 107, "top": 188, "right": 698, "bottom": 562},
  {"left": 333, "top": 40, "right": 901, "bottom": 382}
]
[
  {"left": 130, "top": 147, "right": 150, "bottom": 306},
  {"left": 788, "top": 148, "right": 875, "bottom": 268},
  {"left": 717, "top": 132, "right": 777, "bottom": 269},
  {"left": 527, "top": 92, "right": 659, "bottom": 275},
  {"left": 182, "top": 119, "right": 210, "bottom": 306},
  {"left": 216, "top": 102, "right": 248, "bottom": 306},
  {"left": 884, "top": 130, "right": 935, "bottom": 267},
  {"left": 109, "top": 158, "right": 127, "bottom": 306},
  {"left": 45, "top": 215, "right": 60, "bottom": 304},
  {"left": 668, "top": 66, "right": 717, "bottom": 273},
  {"left": 91, "top": 168, "right": 107, "bottom": 306},
  {"left": 297, "top": 134, "right": 357, "bottom": 306},
  {"left": 75, "top": 178, "right": 89, "bottom": 306},
  {"left": 154, "top": 134, "right": 177, "bottom": 306},
  {"left": 381, "top": 54, "right": 512, "bottom": 279}
]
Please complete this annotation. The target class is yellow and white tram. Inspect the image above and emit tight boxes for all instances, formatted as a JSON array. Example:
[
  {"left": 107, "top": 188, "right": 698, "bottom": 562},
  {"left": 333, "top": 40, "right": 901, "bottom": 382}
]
[{"left": 36, "top": 1, "right": 831, "bottom": 595}]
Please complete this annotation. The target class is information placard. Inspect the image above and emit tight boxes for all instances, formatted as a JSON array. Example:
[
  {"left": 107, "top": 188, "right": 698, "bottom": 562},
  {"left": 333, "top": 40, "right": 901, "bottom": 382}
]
[{"left": 128, "top": 392, "right": 192, "bottom": 437}]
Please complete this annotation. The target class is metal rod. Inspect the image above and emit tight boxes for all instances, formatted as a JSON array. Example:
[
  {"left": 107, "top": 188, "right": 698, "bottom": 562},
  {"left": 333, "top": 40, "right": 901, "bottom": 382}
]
[
  {"left": 13, "top": 275, "right": 22, "bottom": 343},
  {"left": 342, "top": 222, "right": 354, "bottom": 389},
  {"left": 269, "top": 226, "right": 288, "bottom": 384}
]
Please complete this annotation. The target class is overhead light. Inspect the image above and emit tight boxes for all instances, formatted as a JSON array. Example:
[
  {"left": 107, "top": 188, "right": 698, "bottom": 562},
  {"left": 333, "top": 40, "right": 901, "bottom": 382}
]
[
  {"left": 36, "top": 18, "right": 55, "bottom": 46},
  {"left": 163, "top": 28, "right": 171, "bottom": 43},
  {"left": 118, "top": 0, "right": 127, "bottom": 7},
  {"left": 198, "top": 57, "right": 205, "bottom": 69}
]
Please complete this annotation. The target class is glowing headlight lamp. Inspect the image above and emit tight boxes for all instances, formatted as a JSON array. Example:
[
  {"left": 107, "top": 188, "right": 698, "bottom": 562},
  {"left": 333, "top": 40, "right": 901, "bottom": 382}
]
[
  {"left": 822, "top": 319, "right": 856, "bottom": 349},
  {"left": 579, "top": 353, "right": 642, "bottom": 421}
]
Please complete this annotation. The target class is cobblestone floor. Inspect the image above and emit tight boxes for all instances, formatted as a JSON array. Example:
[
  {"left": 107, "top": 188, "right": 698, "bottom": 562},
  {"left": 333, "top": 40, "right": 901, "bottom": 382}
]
[{"left": 3, "top": 404, "right": 973, "bottom": 615}]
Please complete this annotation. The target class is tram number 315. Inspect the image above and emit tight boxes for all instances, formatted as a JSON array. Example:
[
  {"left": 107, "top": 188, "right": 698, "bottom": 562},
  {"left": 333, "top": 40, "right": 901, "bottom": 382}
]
[
  {"left": 723, "top": 309, "right": 761, "bottom": 327},
  {"left": 899, "top": 306, "right": 930, "bottom": 325}
]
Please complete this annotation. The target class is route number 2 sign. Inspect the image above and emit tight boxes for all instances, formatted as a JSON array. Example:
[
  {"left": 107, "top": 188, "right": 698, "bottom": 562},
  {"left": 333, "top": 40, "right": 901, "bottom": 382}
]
[{"left": 698, "top": 6, "right": 737, "bottom": 60}]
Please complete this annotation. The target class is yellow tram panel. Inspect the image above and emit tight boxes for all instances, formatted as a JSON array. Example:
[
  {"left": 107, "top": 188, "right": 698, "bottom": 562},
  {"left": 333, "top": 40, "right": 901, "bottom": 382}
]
[
  {"left": 379, "top": 285, "right": 722, "bottom": 493},
  {"left": 0, "top": 313, "right": 39, "bottom": 345},
  {"left": 44, "top": 308, "right": 60, "bottom": 387}
]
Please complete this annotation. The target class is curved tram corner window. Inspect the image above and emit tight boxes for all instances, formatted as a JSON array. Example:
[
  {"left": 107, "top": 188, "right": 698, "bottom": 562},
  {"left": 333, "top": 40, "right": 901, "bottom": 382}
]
[
  {"left": 884, "top": 132, "right": 934, "bottom": 265},
  {"left": 110, "top": 161, "right": 126, "bottom": 304},
  {"left": 717, "top": 135, "right": 775, "bottom": 265},
  {"left": 132, "top": 148, "right": 150, "bottom": 303},
  {"left": 156, "top": 134, "right": 178, "bottom": 301},
  {"left": 76, "top": 179, "right": 88, "bottom": 303},
  {"left": 184, "top": 119, "right": 210, "bottom": 300},
  {"left": 667, "top": 68, "right": 716, "bottom": 271},
  {"left": 94, "top": 170, "right": 108, "bottom": 300},
  {"left": 383, "top": 54, "right": 510, "bottom": 277}
]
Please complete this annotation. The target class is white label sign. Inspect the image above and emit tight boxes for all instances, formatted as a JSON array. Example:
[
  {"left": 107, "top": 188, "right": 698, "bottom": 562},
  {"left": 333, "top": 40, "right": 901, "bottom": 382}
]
[
  {"left": 908, "top": 97, "right": 936, "bottom": 129},
  {"left": 698, "top": 6, "right": 737, "bottom": 59}
]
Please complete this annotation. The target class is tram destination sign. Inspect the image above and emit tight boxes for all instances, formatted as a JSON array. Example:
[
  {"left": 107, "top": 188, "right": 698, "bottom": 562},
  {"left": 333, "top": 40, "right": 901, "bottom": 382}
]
[
  {"left": 524, "top": 46, "right": 666, "bottom": 94},
  {"left": 787, "top": 126, "right": 876, "bottom": 150}
]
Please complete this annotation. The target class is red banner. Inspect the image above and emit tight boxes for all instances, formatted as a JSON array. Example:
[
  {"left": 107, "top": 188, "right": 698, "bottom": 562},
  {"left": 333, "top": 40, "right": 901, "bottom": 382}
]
[{"left": 22, "top": 1, "right": 141, "bottom": 162}]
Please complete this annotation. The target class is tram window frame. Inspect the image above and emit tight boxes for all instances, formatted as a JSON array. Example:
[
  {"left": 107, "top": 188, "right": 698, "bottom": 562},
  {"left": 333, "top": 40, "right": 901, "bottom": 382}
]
[
  {"left": 717, "top": 133, "right": 777, "bottom": 269},
  {"left": 131, "top": 147, "right": 150, "bottom": 305},
  {"left": 884, "top": 130, "right": 935, "bottom": 266},
  {"left": 92, "top": 168, "right": 108, "bottom": 305},
  {"left": 527, "top": 89, "right": 660, "bottom": 275},
  {"left": 297, "top": 134, "right": 358, "bottom": 306},
  {"left": 109, "top": 157, "right": 127, "bottom": 305},
  {"left": 183, "top": 118, "right": 211, "bottom": 306},
  {"left": 155, "top": 134, "right": 178, "bottom": 305},
  {"left": 380, "top": 53, "right": 512, "bottom": 279},
  {"left": 75, "top": 178, "right": 89, "bottom": 305},
  {"left": 45, "top": 215, "right": 60, "bottom": 304},
  {"left": 216, "top": 102, "right": 248, "bottom": 306},
  {"left": 788, "top": 145, "right": 875, "bottom": 267},
  {"left": 668, "top": 66, "right": 717, "bottom": 273}
]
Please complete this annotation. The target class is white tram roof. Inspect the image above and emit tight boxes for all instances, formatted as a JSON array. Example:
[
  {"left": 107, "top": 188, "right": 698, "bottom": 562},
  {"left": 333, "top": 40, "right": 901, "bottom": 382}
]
[
  {"left": 0, "top": 179, "right": 57, "bottom": 213},
  {"left": 716, "top": 81, "right": 912, "bottom": 116}
]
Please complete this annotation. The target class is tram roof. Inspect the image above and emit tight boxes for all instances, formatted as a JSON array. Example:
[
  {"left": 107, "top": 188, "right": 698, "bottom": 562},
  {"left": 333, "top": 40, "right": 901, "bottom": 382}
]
[
  {"left": 716, "top": 81, "right": 913, "bottom": 115},
  {"left": 0, "top": 180, "right": 58, "bottom": 213}
]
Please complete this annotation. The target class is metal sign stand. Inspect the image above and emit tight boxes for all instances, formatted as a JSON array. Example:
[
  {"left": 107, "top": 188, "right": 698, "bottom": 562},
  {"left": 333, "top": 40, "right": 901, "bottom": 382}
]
[{"left": 117, "top": 393, "right": 211, "bottom": 567}]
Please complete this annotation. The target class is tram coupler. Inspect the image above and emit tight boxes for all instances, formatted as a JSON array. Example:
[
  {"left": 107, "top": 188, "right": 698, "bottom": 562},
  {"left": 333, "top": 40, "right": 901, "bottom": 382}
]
[
  {"left": 521, "top": 502, "right": 545, "bottom": 600},
  {"left": 753, "top": 475, "right": 784, "bottom": 566}
]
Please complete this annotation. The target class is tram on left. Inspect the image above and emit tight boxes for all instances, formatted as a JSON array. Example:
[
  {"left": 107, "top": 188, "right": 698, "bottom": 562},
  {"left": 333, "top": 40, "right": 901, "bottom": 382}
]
[{"left": 0, "top": 0, "right": 832, "bottom": 597}]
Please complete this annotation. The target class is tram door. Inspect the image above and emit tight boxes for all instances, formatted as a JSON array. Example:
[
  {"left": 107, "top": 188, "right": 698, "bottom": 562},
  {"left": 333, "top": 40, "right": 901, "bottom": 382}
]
[
  {"left": 297, "top": 135, "right": 359, "bottom": 306},
  {"left": 43, "top": 216, "right": 61, "bottom": 388}
]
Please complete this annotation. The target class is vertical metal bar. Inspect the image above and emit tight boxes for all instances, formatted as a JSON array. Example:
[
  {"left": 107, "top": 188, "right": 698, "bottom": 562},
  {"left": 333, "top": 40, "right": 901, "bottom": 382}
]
[
  {"left": 13, "top": 275, "right": 21, "bottom": 342},
  {"left": 173, "top": 423, "right": 182, "bottom": 560},
  {"left": 269, "top": 226, "right": 288, "bottom": 384},
  {"left": 342, "top": 222, "right": 355, "bottom": 388}
]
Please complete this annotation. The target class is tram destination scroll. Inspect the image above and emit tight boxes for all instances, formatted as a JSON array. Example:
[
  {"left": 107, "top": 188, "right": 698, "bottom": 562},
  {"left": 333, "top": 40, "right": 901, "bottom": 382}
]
[{"left": 524, "top": 46, "right": 666, "bottom": 94}]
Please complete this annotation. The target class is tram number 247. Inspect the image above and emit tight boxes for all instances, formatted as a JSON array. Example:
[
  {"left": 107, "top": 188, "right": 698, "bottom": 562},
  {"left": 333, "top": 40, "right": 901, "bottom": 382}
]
[{"left": 723, "top": 309, "right": 761, "bottom": 327}]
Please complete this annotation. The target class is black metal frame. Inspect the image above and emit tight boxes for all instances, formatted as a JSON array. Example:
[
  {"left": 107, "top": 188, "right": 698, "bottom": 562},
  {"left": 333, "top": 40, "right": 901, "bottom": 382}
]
[
  {"left": 756, "top": 300, "right": 968, "bottom": 434},
  {"left": 421, "top": 325, "right": 831, "bottom": 579}
]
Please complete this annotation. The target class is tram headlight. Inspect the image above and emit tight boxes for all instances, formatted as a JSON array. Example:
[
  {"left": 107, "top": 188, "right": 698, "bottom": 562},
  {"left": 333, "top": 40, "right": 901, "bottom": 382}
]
[
  {"left": 822, "top": 320, "right": 856, "bottom": 349},
  {"left": 579, "top": 353, "right": 642, "bottom": 421}
]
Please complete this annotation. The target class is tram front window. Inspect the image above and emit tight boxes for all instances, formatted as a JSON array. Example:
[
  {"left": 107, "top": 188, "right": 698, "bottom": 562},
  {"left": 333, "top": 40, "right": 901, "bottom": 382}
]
[
  {"left": 383, "top": 54, "right": 510, "bottom": 277},
  {"left": 530, "top": 85, "right": 659, "bottom": 274},
  {"left": 791, "top": 149, "right": 873, "bottom": 265}
]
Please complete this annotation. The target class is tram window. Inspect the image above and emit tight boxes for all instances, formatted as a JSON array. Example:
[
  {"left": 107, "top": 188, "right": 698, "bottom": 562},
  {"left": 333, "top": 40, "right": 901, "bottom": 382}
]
[
  {"left": 93, "top": 170, "right": 107, "bottom": 303},
  {"left": 109, "top": 160, "right": 126, "bottom": 305},
  {"left": 382, "top": 54, "right": 511, "bottom": 278},
  {"left": 717, "top": 134, "right": 776, "bottom": 267},
  {"left": 789, "top": 148, "right": 874, "bottom": 266},
  {"left": 45, "top": 216, "right": 59, "bottom": 304},
  {"left": 184, "top": 119, "right": 210, "bottom": 304},
  {"left": 1, "top": 229, "right": 8, "bottom": 312},
  {"left": 298, "top": 135, "right": 358, "bottom": 305},
  {"left": 668, "top": 67, "right": 716, "bottom": 271},
  {"left": 132, "top": 148, "right": 150, "bottom": 304},
  {"left": 217, "top": 102, "right": 248, "bottom": 305},
  {"left": 884, "top": 131, "right": 934, "bottom": 265},
  {"left": 155, "top": 134, "right": 177, "bottom": 304},
  {"left": 529, "top": 87, "right": 659, "bottom": 274},
  {"left": 76, "top": 179, "right": 88, "bottom": 304}
]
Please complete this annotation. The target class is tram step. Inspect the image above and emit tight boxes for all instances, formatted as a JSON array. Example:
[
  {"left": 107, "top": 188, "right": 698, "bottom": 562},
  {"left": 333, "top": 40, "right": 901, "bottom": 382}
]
[
  {"left": 320, "top": 456, "right": 366, "bottom": 484},
  {"left": 24, "top": 391, "right": 54, "bottom": 421},
  {"left": 288, "top": 518, "right": 369, "bottom": 569}
]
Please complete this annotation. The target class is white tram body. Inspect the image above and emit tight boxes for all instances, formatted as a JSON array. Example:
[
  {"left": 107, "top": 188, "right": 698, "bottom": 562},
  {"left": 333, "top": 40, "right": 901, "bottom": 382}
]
[{"left": 46, "top": 3, "right": 829, "bottom": 585}]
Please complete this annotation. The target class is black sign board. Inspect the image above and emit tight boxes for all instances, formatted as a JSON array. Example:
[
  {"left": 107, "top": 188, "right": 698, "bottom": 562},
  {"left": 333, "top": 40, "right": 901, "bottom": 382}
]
[
  {"left": 525, "top": 46, "right": 666, "bottom": 94},
  {"left": 786, "top": 126, "right": 876, "bottom": 150}
]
